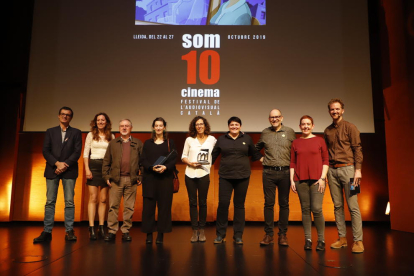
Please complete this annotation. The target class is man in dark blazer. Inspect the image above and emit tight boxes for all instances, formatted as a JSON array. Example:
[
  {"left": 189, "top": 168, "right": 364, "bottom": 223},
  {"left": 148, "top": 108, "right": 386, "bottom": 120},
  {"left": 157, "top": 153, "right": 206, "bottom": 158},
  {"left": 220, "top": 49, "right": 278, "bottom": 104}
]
[{"left": 33, "top": 106, "right": 82, "bottom": 243}]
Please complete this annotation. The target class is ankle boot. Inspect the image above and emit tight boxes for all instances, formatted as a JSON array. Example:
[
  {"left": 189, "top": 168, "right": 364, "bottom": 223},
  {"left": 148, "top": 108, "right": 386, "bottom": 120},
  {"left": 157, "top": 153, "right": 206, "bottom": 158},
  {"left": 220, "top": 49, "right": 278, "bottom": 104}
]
[
  {"left": 156, "top": 232, "right": 164, "bottom": 244},
  {"left": 304, "top": 239, "right": 312, "bottom": 250},
  {"left": 146, "top": 233, "right": 153, "bottom": 244},
  {"left": 198, "top": 229, "right": 206, "bottom": 242},
  {"left": 190, "top": 230, "right": 199, "bottom": 243},
  {"left": 33, "top": 231, "right": 52, "bottom": 243},
  {"left": 96, "top": 225, "right": 105, "bottom": 239},
  {"left": 89, "top": 226, "right": 97, "bottom": 240},
  {"left": 331, "top": 237, "right": 347, "bottom": 249}
]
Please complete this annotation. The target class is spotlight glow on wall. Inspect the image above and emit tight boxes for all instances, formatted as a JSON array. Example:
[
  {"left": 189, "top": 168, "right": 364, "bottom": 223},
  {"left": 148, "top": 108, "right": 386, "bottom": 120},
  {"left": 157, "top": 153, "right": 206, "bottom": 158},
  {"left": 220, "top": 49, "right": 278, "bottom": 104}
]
[{"left": 385, "top": 202, "right": 390, "bottom": 215}]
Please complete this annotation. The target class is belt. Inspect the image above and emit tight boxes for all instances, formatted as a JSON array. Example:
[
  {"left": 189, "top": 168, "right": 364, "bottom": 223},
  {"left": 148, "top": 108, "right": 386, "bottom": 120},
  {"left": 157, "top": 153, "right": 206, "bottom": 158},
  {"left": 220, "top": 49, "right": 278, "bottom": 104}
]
[
  {"left": 329, "top": 163, "right": 353, "bottom": 168},
  {"left": 264, "top": 166, "right": 290, "bottom": 171}
]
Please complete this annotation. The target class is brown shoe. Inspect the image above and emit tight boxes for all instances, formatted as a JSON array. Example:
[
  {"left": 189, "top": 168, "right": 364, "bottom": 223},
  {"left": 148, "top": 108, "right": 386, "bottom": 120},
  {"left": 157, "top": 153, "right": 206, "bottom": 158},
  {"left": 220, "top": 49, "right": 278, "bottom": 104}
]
[
  {"left": 278, "top": 234, "right": 288, "bottom": 246},
  {"left": 198, "top": 229, "right": 206, "bottom": 242},
  {"left": 352, "top": 241, "right": 364, "bottom": 253},
  {"left": 330, "top": 237, "right": 348, "bottom": 249},
  {"left": 190, "top": 230, "right": 198, "bottom": 243},
  {"left": 260, "top": 235, "right": 274, "bottom": 246}
]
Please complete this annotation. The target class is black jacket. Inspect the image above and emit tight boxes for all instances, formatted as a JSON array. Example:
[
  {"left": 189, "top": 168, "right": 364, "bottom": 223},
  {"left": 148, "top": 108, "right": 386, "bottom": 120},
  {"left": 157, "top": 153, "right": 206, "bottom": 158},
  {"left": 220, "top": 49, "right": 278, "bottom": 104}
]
[
  {"left": 212, "top": 132, "right": 262, "bottom": 179},
  {"left": 141, "top": 139, "right": 177, "bottom": 198},
  {"left": 43, "top": 125, "right": 82, "bottom": 179}
]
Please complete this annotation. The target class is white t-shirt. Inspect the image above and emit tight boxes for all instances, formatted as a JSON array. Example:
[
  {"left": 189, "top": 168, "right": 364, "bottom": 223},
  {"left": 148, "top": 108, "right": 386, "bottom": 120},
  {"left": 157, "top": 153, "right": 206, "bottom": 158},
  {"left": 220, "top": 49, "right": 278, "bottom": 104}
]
[
  {"left": 181, "top": 135, "right": 217, "bottom": 178},
  {"left": 83, "top": 132, "right": 115, "bottom": 159}
]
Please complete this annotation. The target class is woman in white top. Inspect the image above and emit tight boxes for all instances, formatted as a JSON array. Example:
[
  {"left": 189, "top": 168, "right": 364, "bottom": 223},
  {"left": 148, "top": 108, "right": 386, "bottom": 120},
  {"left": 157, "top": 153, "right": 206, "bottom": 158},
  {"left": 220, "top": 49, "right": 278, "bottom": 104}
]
[
  {"left": 181, "top": 116, "right": 217, "bottom": 242},
  {"left": 83, "top": 112, "right": 114, "bottom": 240}
]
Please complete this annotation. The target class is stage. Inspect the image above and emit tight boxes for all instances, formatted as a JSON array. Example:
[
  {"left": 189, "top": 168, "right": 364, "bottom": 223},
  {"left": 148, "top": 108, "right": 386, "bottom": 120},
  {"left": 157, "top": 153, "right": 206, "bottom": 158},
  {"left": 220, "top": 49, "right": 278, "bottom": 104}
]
[{"left": 0, "top": 222, "right": 412, "bottom": 275}]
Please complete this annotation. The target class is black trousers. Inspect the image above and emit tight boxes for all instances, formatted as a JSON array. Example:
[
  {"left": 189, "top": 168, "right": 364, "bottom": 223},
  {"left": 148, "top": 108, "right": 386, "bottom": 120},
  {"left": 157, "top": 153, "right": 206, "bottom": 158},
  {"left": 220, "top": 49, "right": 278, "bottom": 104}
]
[
  {"left": 262, "top": 168, "right": 290, "bottom": 237},
  {"left": 216, "top": 177, "right": 250, "bottom": 239},
  {"left": 185, "top": 175, "right": 210, "bottom": 230},
  {"left": 141, "top": 179, "right": 173, "bottom": 233}
]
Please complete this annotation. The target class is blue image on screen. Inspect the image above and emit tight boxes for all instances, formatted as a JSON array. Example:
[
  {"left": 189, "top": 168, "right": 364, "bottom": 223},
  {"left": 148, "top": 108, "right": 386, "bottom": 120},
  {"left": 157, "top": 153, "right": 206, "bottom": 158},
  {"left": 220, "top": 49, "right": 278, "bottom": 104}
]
[
  {"left": 135, "top": 0, "right": 209, "bottom": 25},
  {"left": 210, "top": 0, "right": 266, "bottom": 25},
  {"left": 135, "top": 0, "right": 266, "bottom": 25}
]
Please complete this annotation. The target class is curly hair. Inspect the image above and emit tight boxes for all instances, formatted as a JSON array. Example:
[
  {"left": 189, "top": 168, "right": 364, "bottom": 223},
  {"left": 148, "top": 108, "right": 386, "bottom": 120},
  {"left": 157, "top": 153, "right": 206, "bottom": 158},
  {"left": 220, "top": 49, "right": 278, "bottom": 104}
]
[
  {"left": 188, "top": 116, "right": 211, "bottom": 138},
  {"left": 327, "top": 98, "right": 345, "bottom": 110},
  {"left": 151, "top": 117, "right": 168, "bottom": 141},
  {"left": 90, "top": 112, "right": 113, "bottom": 142}
]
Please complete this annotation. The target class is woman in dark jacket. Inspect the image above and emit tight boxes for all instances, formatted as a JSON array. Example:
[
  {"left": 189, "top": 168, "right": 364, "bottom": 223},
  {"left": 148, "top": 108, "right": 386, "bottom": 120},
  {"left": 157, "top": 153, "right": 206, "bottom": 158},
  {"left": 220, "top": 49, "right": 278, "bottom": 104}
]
[
  {"left": 141, "top": 117, "right": 177, "bottom": 244},
  {"left": 211, "top": 116, "right": 262, "bottom": 244}
]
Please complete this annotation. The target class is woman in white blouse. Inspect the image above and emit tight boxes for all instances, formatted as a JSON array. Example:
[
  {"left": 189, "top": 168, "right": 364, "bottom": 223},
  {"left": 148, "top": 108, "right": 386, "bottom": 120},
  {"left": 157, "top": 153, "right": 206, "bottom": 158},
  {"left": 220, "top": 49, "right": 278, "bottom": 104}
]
[
  {"left": 83, "top": 112, "right": 114, "bottom": 240},
  {"left": 181, "top": 116, "right": 217, "bottom": 242}
]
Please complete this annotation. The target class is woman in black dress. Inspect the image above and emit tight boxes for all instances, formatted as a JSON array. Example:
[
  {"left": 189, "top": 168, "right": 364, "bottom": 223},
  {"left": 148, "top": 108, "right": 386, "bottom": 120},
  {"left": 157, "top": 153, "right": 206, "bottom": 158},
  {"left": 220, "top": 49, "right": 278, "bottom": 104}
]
[{"left": 141, "top": 117, "right": 177, "bottom": 244}]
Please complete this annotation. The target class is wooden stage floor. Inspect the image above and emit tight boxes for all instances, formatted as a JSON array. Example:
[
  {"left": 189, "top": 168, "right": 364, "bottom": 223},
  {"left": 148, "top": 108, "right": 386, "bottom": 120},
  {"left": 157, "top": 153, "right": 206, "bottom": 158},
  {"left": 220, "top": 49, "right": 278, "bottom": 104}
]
[{"left": 0, "top": 222, "right": 412, "bottom": 276}]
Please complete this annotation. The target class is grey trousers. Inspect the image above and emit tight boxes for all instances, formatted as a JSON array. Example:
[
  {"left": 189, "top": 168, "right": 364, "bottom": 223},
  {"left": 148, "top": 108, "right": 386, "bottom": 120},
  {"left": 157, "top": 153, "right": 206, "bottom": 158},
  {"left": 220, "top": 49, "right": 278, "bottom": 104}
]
[
  {"left": 107, "top": 176, "right": 137, "bottom": 234},
  {"left": 296, "top": 180, "right": 325, "bottom": 241},
  {"left": 327, "top": 165, "right": 363, "bottom": 241}
]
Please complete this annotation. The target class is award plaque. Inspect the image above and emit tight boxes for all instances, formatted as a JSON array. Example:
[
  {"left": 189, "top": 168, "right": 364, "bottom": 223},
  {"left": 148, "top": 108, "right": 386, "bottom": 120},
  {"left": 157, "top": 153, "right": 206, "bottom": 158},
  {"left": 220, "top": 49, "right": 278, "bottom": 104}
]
[{"left": 197, "top": 149, "right": 210, "bottom": 165}]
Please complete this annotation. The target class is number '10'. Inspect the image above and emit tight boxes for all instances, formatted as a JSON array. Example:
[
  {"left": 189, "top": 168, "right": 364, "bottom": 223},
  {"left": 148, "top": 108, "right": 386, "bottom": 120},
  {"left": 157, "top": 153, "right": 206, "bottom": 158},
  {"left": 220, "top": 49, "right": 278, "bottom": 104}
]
[{"left": 182, "top": 50, "right": 220, "bottom": 85}]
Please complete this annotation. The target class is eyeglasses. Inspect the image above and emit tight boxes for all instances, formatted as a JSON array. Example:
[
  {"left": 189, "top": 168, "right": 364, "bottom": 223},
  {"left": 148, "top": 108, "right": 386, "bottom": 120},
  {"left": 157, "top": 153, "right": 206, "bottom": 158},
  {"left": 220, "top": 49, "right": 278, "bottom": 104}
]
[
  {"left": 60, "top": 113, "right": 72, "bottom": 117},
  {"left": 269, "top": 116, "right": 282, "bottom": 120},
  {"left": 195, "top": 123, "right": 205, "bottom": 127}
]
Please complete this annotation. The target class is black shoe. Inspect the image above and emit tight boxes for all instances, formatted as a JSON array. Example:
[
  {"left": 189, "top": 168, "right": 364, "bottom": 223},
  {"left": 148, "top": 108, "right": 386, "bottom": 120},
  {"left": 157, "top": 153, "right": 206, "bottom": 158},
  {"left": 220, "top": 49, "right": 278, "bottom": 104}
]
[
  {"left": 146, "top": 233, "right": 153, "bottom": 244},
  {"left": 122, "top": 232, "right": 132, "bottom": 242},
  {"left": 65, "top": 230, "right": 77, "bottom": 241},
  {"left": 104, "top": 233, "right": 116, "bottom": 242},
  {"left": 304, "top": 239, "right": 312, "bottom": 250},
  {"left": 213, "top": 236, "right": 226, "bottom": 244},
  {"left": 316, "top": 241, "right": 325, "bottom": 251},
  {"left": 96, "top": 225, "right": 105, "bottom": 239},
  {"left": 156, "top": 233, "right": 164, "bottom": 244},
  {"left": 233, "top": 237, "right": 243, "bottom": 245},
  {"left": 89, "top": 226, "right": 97, "bottom": 240},
  {"left": 33, "top": 231, "right": 52, "bottom": 243}
]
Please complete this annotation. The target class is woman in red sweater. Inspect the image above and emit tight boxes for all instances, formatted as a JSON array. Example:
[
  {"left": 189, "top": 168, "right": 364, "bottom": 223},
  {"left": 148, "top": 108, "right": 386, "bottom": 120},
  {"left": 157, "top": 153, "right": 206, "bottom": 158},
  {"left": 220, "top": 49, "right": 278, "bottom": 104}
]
[{"left": 290, "top": 115, "right": 329, "bottom": 251}]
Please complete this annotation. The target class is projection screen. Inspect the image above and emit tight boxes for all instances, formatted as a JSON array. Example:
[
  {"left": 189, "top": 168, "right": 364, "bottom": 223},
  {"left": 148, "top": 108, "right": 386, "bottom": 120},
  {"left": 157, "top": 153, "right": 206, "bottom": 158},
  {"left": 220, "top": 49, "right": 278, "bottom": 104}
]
[{"left": 24, "top": 0, "right": 374, "bottom": 133}]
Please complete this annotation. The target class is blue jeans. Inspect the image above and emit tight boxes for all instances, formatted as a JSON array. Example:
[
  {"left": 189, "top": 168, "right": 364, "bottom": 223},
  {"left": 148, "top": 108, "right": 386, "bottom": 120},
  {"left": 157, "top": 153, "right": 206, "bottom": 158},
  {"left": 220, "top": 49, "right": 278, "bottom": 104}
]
[{"left": 44, "top": 177, "right": 76, "bottom": 232}]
